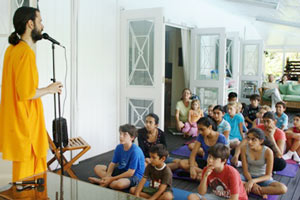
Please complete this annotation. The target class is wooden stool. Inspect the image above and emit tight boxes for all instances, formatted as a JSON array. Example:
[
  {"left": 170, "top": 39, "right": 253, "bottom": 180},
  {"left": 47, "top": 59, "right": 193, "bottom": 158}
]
[{"left": 47, "top": 134, "right": 91, "bottom": 179}]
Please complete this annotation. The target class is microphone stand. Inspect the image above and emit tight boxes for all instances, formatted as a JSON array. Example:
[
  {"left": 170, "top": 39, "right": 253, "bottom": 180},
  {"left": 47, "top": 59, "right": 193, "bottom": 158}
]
[{"left": 51, "top": 43, "right": 64, "bottom": 175}]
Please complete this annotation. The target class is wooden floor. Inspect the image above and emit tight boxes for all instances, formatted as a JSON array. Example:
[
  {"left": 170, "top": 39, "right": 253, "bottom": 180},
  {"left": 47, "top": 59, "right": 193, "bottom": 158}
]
[{"left": 71, "top": 111, "right": 300, "bottom": 200}]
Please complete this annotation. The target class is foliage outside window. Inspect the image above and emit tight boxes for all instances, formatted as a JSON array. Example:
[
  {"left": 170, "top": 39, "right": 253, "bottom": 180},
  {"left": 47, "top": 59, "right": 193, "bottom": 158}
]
[{"left": 264, "top": 51, "right": 283, "bottom": 80}]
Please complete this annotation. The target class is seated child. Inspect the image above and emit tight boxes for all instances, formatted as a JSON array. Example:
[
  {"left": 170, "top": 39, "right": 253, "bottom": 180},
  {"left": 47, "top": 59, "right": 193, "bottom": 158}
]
[
  {"left": 88, "top": 124, "right": 145, "bottom": 190},
  {"left": 205, "top": 104, "right": 215, "bottom": 120},
  {"left": 241, "top": 128, "right": 287, "bottom": 198},
  {"left": 223, "top": 92, "right": 238, "bottom": 113},
  {"left": 283, "top": 114, "right": 300, "bottom": 162},
  {"left": 188, "top": 144, "right": 248, "bottom": 200},
  {"left": 179, "top": 117, "right": 228, "bottom": 180},
  {"left": 224, "top": 102, "right": 244, "bottom": 149},
  {"left": 243, "top": 94, "right": 260, "bottom": 129},
  {"left": 275, "top": 101, "right": 288, "bottom": 130},
  {"left": 182, "top": 99, "right": 204, "bottom": 137},
  {"left": 257, "top": 112, "right": 287, "bottom": 171},
  {"left": 252, "top": 105, "right": 271, "bottom": 128},
  {"left": 130, "top": 144, "right": 173, "bottom": 200},
  {"left": 213, "top": 105, "right": 231, "bottom": 141}
]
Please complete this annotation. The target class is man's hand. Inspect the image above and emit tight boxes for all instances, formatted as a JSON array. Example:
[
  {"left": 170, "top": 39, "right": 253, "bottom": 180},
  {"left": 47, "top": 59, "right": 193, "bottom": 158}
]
[{"left": 47, "top": 82, "right": 63, "bottom": 94}]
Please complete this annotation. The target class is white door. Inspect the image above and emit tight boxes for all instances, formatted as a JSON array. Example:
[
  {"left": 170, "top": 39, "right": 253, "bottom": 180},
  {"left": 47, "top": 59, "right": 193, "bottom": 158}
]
[
  {"left": 239, "top": 40, "right": 264, "bottom": 103},
  {"left": 225, "top": 32, "right": 240, "bottom": 103},
  {"left": 190, "top": 28, "right": 226, "bottom": 110},
  {"left": 120, "top": 8, "right": 165, "bottom": 129}
]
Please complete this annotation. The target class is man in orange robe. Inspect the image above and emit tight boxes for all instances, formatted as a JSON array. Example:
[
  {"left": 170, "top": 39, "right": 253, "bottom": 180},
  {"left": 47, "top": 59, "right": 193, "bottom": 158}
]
[{"left": 0, "top": 7, "right": 62, "bottom": 182}]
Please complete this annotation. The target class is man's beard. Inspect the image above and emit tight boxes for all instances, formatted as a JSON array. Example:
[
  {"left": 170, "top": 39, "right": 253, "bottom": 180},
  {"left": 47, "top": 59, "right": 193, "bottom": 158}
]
[{"left": 31, "top": 26, "right": 43, "bottom": 43}]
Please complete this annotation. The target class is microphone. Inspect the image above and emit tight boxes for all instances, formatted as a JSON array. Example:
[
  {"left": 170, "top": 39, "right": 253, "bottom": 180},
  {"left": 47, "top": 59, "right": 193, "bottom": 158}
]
[
  {"left": 42, "top": 33, "right": 62, "bottom": 46},
  {"left": 10, "top": 178, "right": 44, "bottom": 185}
]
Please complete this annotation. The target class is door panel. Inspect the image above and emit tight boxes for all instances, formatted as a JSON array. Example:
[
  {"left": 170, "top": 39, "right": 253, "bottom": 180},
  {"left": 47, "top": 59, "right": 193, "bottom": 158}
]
[{"left": 120, "top": 8, "right": 165, "bottom": 129}]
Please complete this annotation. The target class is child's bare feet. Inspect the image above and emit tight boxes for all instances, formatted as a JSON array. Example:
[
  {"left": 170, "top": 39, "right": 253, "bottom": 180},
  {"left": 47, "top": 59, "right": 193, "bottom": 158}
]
[{"left": 88, "top": 177, "right": 101, "bottom": 184}]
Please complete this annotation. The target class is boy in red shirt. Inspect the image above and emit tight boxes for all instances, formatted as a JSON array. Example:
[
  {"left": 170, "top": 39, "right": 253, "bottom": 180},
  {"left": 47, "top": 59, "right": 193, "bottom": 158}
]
[{"left": 188, "top": 143, "right": 248, "bottom": 200}]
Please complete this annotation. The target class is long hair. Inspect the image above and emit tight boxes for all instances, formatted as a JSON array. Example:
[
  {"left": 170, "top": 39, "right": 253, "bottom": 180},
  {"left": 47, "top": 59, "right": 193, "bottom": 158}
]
[{"left": 8, "top": 7, "right": 39, "bottom": 45}]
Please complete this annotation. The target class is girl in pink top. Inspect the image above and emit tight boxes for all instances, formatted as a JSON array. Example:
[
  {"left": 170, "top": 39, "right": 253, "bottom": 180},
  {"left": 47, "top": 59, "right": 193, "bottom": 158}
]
[{"left": 182, "top": 99, "right": 203, "bottom": 137}]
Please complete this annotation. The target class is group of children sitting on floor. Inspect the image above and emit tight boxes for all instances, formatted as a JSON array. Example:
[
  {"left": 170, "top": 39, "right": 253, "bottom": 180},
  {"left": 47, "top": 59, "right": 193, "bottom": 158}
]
[{"left": 87, "top": 91, "right": 300, "bottom": 200}]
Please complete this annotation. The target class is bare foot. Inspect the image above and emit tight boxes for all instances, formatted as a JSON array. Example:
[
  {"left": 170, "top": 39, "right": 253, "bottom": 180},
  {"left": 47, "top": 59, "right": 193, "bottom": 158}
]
[{"left": 88, "top": 177, "right": 101, "bottom": 184}]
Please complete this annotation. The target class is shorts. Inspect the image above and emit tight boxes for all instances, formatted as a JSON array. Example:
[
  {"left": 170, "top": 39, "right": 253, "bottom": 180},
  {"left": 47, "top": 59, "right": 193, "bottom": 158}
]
[
  {"left": 240, "top": 174, "right": 275, "bottom": 186},
  {"left": 142, "top": 187, "right": 158, "bottom": 195},
  {"left": 196, "top": 157, "right": 207, "bottom": 169},
  {"left": 165, "top": 156, "right": 175, "bottom": 164},
  {"left": 195, "top": 189, "right": 225, "bottom": 200},
  {"left": 142, "top": 186, "right": 173, "bottom": 196},
  {"left": 112, "top": 167, "right": 140, "bottom": 187}
]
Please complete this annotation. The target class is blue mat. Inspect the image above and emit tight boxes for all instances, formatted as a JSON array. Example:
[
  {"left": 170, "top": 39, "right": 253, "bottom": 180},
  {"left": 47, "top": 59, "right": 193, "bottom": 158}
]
[
  {"left": 144, "top": 181, "right": 192, "bottom": 199},
  {"left": 173, "top": 187, "right": 192, "bottom": 200}
]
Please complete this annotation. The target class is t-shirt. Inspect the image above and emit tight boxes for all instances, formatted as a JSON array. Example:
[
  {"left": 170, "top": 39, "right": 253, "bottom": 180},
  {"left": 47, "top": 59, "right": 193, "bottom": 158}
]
[
  {"left": 143, "top": 164, "right": 172, "bottom": 191},
  {"left": 256, "top": 124, "right": 286, "bottom": 141},
  {"left": 217, "top": 119, "right": 231, "bottom": 139},
  {"left": 112, "top": 144, "right": 145, "bottom": 179},
  {"left": 0, "top": 41, "right": 48, "bottom": 161},
  {"left": 293, "top": 127, "right": 300, "bottom": 133},
  {"left": 262, "top": 82, "right": 278, "bottom": 89},
  {"left": 176, "top": 100, "right": 191, "bottom": 122},
  {"left": 138, "top": 127, "right": 167, "bottom": 158},
  {"left": 243, "top": 104, "right": 260, "bottom": 122},
  {"left": 275, "top": 113, "right": 288, "bottom": 130},
  {"left": 196, "top": 133, "right": 228, "bottom": 160},
  {"left": 224, "top": 113, "right": 244, "bottom": 141},
  {"left": 202, "top": 165, "right": 248, "bottom": 200}
]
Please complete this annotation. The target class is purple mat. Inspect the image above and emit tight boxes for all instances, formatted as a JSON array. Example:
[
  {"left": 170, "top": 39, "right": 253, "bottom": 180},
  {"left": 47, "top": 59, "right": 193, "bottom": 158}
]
[
  {"left": 275, "top": 163, "right": 299, "bottom": 177},
  {"left": 249, "top": 193, "right": 279, "bottom": 200},
  {"left": 172, "top": 169, "right": 198, "bottom": 182},
  {"left": 171, "top": 145, "right": 191, "bottom": 157},
  {"left": 286, "top": 159, "right": 299, "bottom": 165}
]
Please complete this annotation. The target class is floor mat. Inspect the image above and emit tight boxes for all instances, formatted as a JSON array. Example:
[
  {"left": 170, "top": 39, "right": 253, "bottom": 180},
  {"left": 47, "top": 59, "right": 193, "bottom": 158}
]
[
  {"left": 171, "top": 145, "right": 191, "bottom": 157},
  {"left": 275, "top": 162, "right": 299, "bottom": 177}
]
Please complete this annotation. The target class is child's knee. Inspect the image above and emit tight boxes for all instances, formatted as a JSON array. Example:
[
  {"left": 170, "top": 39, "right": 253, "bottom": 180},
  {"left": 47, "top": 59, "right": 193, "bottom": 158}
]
[
  {"left": 278, "top": 183, "right": 287, "bottom": 194},
  {"left": 179, "top": 160, "right": 188, "bottom": 169},
  {"left": 129, "top": 187, "right": 136, "bottom": 194},
  {"left": 111, "top": 180, "right": 129, "bottom": 190},
  {"left": 160, "top": 191, "right": 173, "bottom": 200},
  {"left": 188, "top": 193, "right": 201, "bottom": 200}
]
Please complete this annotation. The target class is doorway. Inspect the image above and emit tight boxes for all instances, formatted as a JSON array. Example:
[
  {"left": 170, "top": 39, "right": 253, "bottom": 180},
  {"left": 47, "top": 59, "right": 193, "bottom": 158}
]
[{"left": 164, "top": 26, "right": 185, "bottom": 129}]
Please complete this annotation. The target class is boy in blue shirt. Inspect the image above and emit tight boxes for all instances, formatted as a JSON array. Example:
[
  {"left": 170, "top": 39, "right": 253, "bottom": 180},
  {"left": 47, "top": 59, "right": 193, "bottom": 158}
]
[
  {"left": 275, "top": 101, "right": 288, "bottom": 130},
  {"left": 88, "top": 124, "right": 145, "bottom": 190}
]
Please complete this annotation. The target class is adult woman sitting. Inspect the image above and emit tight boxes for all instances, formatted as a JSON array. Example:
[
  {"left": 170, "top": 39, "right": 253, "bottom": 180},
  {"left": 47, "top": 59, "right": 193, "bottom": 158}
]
[
  {"left": 175, "top": 88, "right": 192, "bottom": 132},
  {"left": 138, "top": 113, "right": 179, "bottom": 170},
  {"left": 178, "top": 117, "right": 228, "bottom": 180}
]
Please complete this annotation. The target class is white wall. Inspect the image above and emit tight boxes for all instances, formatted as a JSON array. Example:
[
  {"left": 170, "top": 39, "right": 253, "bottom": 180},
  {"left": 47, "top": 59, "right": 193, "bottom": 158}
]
[
  {"left": 77, "top": 0, "right": 119, "bottom": 159},
  {"left": 37, "top": 0, "right": 119, "bottom": 160}
]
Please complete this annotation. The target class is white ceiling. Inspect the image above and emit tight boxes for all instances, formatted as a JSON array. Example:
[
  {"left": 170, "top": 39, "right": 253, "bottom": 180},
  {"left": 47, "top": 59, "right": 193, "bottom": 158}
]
[{"left": 217, "top": 0, "right": 300, "bottom": 47}]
